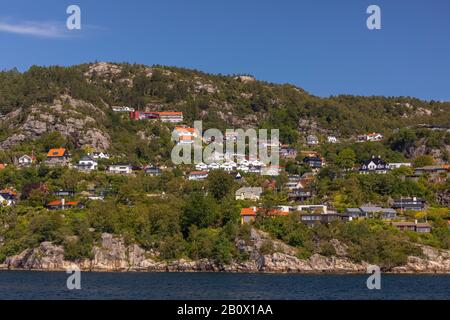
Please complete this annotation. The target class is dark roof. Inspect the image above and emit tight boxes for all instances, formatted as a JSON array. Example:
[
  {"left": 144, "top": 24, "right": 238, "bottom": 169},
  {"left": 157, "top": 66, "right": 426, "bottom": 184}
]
[{"left": 361, "top": 156, "right": 387, "bottom": 167}]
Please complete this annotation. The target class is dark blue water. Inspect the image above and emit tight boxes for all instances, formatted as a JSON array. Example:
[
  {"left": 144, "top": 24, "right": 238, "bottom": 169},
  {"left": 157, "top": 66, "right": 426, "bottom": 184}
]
[{"left": 0, "top": 271, "right": 449, "bottom": 300}]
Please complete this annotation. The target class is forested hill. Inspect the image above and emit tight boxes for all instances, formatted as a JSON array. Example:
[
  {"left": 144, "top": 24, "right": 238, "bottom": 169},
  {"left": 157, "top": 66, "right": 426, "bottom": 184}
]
[{"left": 0, "top": 62, "right": 449, "bottom": 156}]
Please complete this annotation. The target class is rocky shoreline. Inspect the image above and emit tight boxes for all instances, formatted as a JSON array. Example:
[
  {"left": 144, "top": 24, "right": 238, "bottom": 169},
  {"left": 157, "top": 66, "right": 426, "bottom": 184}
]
[{"left": 1, "top": 230, "right": 450, "bottom": 274}]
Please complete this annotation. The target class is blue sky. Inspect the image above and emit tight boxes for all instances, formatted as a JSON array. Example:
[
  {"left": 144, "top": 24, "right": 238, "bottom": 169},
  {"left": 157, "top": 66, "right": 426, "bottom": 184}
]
[{"left": 0, "top": 0, "right": 449, "bottom": 101}]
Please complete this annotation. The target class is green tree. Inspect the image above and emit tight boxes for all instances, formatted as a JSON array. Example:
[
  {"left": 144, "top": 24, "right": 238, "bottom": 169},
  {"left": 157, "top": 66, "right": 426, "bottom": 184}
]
[
  {"left": 336, "top": 148, "right": 356, "bottom": 170},
  {"left": 413, "top": 155, "right": 434, "bottom": 168},
  {"left": 206, "top": 170, "right": 235, "bottom": 200}
]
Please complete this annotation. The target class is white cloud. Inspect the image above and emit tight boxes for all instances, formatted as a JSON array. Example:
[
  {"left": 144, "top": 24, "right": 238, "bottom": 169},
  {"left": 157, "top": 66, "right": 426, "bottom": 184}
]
[{"left": 0, "top": 19, "right": 68, "bottom": 38}]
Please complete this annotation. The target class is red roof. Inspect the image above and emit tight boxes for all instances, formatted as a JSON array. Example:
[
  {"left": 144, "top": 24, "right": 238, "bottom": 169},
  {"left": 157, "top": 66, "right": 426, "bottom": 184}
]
[
  {"left": 240, "top": 208, "right": 256, "bottom": 216},
  {"left": 190, "top": 171, "right": 208, "bottom": 175},
  {"left": 258, "top": 208, "right": 289, "bottom": 217},
  {"left": 47, "top": 200, "right": 79, "bottom": 206}
]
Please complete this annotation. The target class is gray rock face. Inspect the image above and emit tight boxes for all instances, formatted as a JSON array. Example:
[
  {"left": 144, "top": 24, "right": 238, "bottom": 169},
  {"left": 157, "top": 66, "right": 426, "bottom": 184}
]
[
  {"left": 0, "top": 95, "right": 111, "bottom": 150},
  {"left": 2, "top": 230, "right": 450, "bottom": 273}
]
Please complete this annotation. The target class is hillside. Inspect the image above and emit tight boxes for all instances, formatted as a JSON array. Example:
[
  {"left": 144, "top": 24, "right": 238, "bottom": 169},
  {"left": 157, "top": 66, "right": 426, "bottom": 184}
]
[
  {"left": 1, "top": 62, "right": 449, "bottom": 159},
  {"left": 0, "top": 62, "right": 449, "bottom": 272}
]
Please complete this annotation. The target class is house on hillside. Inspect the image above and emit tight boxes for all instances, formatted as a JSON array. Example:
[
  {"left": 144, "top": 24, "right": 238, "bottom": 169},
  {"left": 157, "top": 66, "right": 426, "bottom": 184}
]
[
  {"left": 240, "top": 207, "right": 257, "bottom": 224},
  {"left": 306, "top": 135, "right": 319, "bottom": 146},
  {"left": 46, "top": 199, "right": 82, "bottom": 210},
  {"left": 288, "top": 189, "right": 314, "bottom": 202},
  {"left": 188, "top": 171, "right": 209, "bottom": 181},
  {"left": 144, "top": 166, "right": 162, "bottom": 176},
  {"left": 129, "top": 111, "right": 183, "bottom": 123},
  {"left": 158, "top": 111, "right": 183, "bottom": 123},
  {"left": 53, "top": 189, "right": 75, "bottom": 197},
  {"left": 112, "top": 106, "right": 135, "bottom": 112},
  {"left": 390, "top": 221, "right": 431, "bottom": 233},
  {"left": 46, "top": 148, "right": 70, "bottom": 166},
  {"left": 0, "top": 189, "right": 17, "bottom": 206},
  {"left": 357, "top": 133, "right": 383, "bottom": 142},
  {"left": 388, "top": 162, "right": 412, "bottom": 170},
  {"left": 359, "top": 156, "right": 390, "bottom": 174},
  {"left": 235, "top": 187, "right": 263, "bottom": 201},
  {"left": 327, "top": 136, "right": 338, "bottom": 144},
  {"left": 76, "top": 156, "right": 98, "bottom": 172},
  {"left": 300, "top": 213, "right": 341, "bottom": 226},
  {"left": 303, "top": 156, "right": 323, "bottom": 169},
  {"left": 280, "top": 147, "right": 297, "bottom": 159},
  {"left": 392, "top": 197, "right": 426, "bottom": 211},
  {"left": 414, "top": 164, "right": 449, "bottom": 182},
  {"left": 345, "top": 206, "right": 396, "bottom": 220},
  {"left": 18, "top": 154, "right": 35, "bottom": 167},
  {"left": 88, "top": 151, "right": 110, "bottom": 160},
  {"left": 195, "top": 162, "right": 208, "bottom": 171},
  {"left": 108, "top": 163, "right": 133, "bottom": 174}
]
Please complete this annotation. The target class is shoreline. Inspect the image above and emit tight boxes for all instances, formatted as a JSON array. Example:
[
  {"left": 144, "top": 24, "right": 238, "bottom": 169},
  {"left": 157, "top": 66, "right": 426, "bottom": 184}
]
[{"left": 2, "top": 267, "right": 450, "bottom": 275}]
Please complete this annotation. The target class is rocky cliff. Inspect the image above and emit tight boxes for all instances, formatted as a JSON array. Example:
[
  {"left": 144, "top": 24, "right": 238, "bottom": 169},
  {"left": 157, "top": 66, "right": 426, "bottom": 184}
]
[
  {"left": 0, "top": 94, "right": 111, "bottom": 150},
  {"left": 1, "top": 229, "right": 450, "bottom": 274}
]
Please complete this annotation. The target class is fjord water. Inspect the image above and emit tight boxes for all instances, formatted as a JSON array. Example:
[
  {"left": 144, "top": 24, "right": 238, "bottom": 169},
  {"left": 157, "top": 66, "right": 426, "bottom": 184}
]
[{"left": 0, "top": 271, "right": 449, "bottom": 300}]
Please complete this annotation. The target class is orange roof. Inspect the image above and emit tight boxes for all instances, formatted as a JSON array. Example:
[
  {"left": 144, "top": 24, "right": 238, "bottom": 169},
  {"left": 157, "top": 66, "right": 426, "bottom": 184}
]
[
  {"left": 180, "top": 135, "right": 194, "bottom": 140},
  {"left": 175, "top": 126, "right": 196, "bottom": 132},
  {"left": 443, "top": 164, "right": 450, "bottom": 169},
  {"left": 47, "top": 200, "right": 79, "bottom": 206},
  {"left": 258, "top": 208, "right": 289, "bottom": 216},
  {"left": 0, "top": 189, "right": 17, "bottom": 196},
  {"left": 0, "top": 164, "right": 6, "bottom": 170},
  {"left": 240, "top": 208, "right": 256, "bottom": 216},
  {"left": 47, "top": 148, "right": 67, "bottom": 157}
]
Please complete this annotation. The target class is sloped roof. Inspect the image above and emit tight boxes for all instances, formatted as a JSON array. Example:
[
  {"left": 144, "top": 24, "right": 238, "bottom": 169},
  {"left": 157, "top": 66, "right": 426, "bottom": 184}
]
[{"left": 47, "top": 148, "right": 67, "bottom": 157}]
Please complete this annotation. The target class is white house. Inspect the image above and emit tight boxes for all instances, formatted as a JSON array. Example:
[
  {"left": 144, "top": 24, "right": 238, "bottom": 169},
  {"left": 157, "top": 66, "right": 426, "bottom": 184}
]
[
  {"left": 112, "top": 106, "right": 135, "bottom": 112},
  {"left": 366, "top": 133, "right": 383, "bottom": 142},
  {"left": 18, "top": 155, "right": 35, "bottom": 166},
  {"left": 108, "top": 163, "right": 133, "bottom": 174},
  {"left": 235, "top": 187, "right": 263, "bottom": 201},
  {"left": 0, "top": 189, "right": 17, "bottom": 207},
  {"left": 237, "top": 165, "right": 249, "bottom": 173},
  {"left": 327, "top": 136, "right": 338, "bottom": 144},
  {"left": 307, "top": 135, "right": 319, "bottom": 145},
  {"left": 262, "top": 166, "right": 281, "bottom": 176},
  {"left": 250, "top": 160, "right": 264, "bottom": 167},
  {"left": 220, "top": 163, "right": 234, "bottom": 172},
  {"left": 77, "top": 156, "right": 98, "bottom": 171},
  {"left": 195, "top": 162, "right": 209, "bottom": 171},
  {"left": 208, "top": 162, "right": 220, "bottom": 170},
  {"left": 238, "top": 159, "right": 250, "bottom": 166},
  {"left": 89, "top": 152, "right": 110, "bottom": 160},
  {"left": 188, "top": 171, "right": 209, "bottom": 181},
  {"left": 359, "top": 156, "right": 390, "bottom": 174},
  {"left": 248, "top": 166, "right": 262, "bottom": 174},
  {"left": 358, "top": 133, "right": 383, "bottom": 142},
  {"left": 388, "top": 162, "right": 412, "bottom": 170}
]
